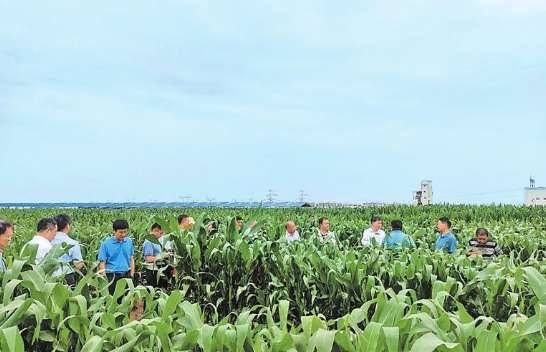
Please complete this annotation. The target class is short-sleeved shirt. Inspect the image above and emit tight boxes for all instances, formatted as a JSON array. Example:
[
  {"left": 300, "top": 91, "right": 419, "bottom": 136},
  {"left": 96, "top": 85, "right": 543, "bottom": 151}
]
[
  {"left": 361, "top": 228, "right": 386, "bottom": 247},
  {"left": 51, "top": 232, "right": 83, "bottom": 274},
  {"left": 285, "top": 231, "right": 300, "bottom": 242},
  {"left": 385, "top": 230, "right": 415, "bottom": 250},
  {"left": 318, "top": 231, "right": 336, "bottom": 245},
  {"left": 24, "top": 235, "right": 53, "bottom": 264},
  {"left": 98, "top": 236, "right": 134, "bottom": 273},
  {"left": 142, "top": 235, "right": 166, "bottom": 263},
  {"left": 435, "top": 232, "right": 457, "bottom": 254},
  {"left": 0, "top": 250, "right": 6, "bottom": 272},
  {"left": 468, "top": 238, "right": 503, "bottom": 258}
]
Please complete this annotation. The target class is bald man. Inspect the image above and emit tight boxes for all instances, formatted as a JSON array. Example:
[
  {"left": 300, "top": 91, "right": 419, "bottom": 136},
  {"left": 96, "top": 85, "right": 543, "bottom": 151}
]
[{"left": 285, "top": 221, "right": 300, "bottom": 242}]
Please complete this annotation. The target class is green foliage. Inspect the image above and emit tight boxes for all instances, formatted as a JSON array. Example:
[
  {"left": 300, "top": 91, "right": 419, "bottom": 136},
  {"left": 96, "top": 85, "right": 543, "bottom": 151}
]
[{"left": 0, "top": 205, "right": 544, "bottom": 351}]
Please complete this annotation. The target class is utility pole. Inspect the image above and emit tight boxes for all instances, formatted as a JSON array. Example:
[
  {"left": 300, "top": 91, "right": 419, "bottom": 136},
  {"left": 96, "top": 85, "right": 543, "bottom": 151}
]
[{"left": 266, "top": 189, "right": 277, "bottom": 202}]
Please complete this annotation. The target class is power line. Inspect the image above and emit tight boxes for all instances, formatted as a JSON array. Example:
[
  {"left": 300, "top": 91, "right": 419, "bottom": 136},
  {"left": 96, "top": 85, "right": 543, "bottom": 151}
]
[
  {"left": 442, "top": 188, "right": 521, "bottom": 200},
  {"left": 439, "top": 194, "right": 522, "bottom": 203}
]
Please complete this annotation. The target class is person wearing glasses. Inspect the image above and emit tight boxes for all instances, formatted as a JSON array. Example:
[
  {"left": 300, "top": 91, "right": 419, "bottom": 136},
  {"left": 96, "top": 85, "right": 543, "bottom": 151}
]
[
  {"left": 23, "top": 218, "right": 57, "bottom": 264},
  {"left": 0, "top": 219, "right": 14, "bottom": 272}
]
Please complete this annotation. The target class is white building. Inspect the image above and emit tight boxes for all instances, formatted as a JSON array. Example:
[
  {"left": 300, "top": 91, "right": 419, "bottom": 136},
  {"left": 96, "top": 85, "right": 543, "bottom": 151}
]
[
  {"left": 524, "top": 187, "right": 546, "bottom": 206},
  {"left": 413, "top": 180, "right": 433, "bottom": 205}
]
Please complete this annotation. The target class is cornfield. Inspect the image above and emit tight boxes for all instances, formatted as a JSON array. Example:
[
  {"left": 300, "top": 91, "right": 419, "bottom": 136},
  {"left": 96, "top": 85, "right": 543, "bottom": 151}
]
[{"left": 0, "top": 205, "right": 545, "bottom": 351}]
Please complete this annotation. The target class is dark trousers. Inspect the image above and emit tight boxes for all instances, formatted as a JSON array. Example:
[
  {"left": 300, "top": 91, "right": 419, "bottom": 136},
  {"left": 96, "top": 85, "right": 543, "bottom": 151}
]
[
  {"left": 65, "top": 273, "right": 76, "bottom": 288},
  {"left": 106, "top": 271, "right": 131, "bottom": 296},
  {"left": 144, "top": 266, "right": 173, "bottom": 289}
]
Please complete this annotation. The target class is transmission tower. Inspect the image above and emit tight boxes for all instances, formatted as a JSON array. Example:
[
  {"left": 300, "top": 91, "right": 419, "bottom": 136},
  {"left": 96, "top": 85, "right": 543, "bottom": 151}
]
[
  {"left": 299, "top": 190, "right": 308, "bottom": 202},
  {"left": 266, "top": 189, "right": 277, "bottom": 202}
]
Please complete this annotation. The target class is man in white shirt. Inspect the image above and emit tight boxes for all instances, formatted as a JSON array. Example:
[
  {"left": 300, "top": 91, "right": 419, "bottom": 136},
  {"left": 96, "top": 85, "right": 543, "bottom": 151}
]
[
  {"left": 318, "top": 217, "right": 336, "bottom": 245},
  {"left": 361, "top": 216, "right": 385, "bottom": 247},
  {"left": 285, "top": 221, "right": 300, "bottom": 241},
  {"left": 52, "top": 214, "right": 83, "bottom": 287},
  {"left": 23, "top": 218, "right": 57, "bottom": 264}
]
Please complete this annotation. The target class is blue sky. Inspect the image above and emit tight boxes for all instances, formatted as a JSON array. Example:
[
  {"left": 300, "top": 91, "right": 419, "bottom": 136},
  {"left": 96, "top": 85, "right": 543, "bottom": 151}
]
[{"left": 1, "top": 0, "right": 545, "bottom": 204}]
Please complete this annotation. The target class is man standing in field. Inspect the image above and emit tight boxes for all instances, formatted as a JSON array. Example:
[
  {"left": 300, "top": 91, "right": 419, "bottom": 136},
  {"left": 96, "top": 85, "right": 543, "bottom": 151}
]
[
  {"left": 467, "top": 228, "right": 503, "bottom": 259},
  {"left": 385, "top": 219, "right": 415, "bottom": 250},
  {"left": 285, "top": 221, "right": 300, "bottom": 241},
  {"left": 0, "top": 219, "right": 14, "bottom": 272},
  {"left": 142, "top": 222, "right": 172, "bottom": 288},
  {"left": 236, "top": 216, "right": 257, "bottom": 235},
  {"left": 98, "top": 219, "right": 135, "bottom": 295},
  {"left": 178, "top": 214, "right": 191, "bottom": 231},
  {"left": 23, "top": 218, "right": 57, "bottom": 264},
  {"left": 317, "top": 217, "right": 336, "bottom": 245},
  {"left": 435, "top": 217, "right": 457, "bottom": 254},
  {"left": 52, "top": 214, "right": 83, "bottom": 287},
  {"left": 361, "top": 216, "right": 386, "bottom": 247}
]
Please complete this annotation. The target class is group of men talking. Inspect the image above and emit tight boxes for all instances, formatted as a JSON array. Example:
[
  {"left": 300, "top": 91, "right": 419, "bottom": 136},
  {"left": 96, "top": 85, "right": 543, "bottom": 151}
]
[
  {"left": 285, "top": 216, "right": 503, "bottom": 258},
  {"left": 0, "top": 213, "right": 503, "bottom": 295}
]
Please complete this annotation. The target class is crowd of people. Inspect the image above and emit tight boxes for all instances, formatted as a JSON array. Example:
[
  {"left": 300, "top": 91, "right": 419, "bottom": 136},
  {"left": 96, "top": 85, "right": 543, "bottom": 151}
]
[{"left": 0, "top": 214, "right": 503, "bottom": 294}]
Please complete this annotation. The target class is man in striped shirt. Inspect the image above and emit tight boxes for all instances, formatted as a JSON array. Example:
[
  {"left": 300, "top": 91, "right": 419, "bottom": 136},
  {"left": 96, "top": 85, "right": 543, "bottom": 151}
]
[{"left": 467, "top": 227, "right": 503, "bottom": 259}]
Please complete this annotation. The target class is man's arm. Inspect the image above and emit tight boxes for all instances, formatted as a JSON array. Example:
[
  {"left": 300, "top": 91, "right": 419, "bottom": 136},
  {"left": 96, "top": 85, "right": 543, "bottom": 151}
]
[
  {"left": 143, "top": 241, "right": 156, "bottom": 263},
  {"left": 99, "top": 261, "right": 106, "bottom": 275},
  {"left": 361, "top": 230, "right": 370, "bottom": 246},
  {"left": 494, "top": 245, "right": 503, "bottom": 256},
  {"left": 72, "top": 242, "right": 84, "bottom": 270},
  {"left": 130, "top": 256, "right": 135, "bottom": 277}
]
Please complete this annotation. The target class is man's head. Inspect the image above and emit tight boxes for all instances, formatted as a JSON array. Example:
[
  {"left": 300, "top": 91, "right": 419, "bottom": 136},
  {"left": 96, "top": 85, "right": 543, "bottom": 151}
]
[
  {"left": 391, "top": 219, "right": 403, "bottom": 231},
  {"left": 37, "top": 218, "right": 58, "bottom": 241},
  {"left": 236, "top": 216, "right": 243, "bottom": 230},
  {"left": 53, "top": 214, "right": 71, "bottom": 234},
  {"left": 151, "top": 222, "right": 163, "bottom": 239},
  {"left": 0, "top": 219, "right": 14, "bottom": 250},
  {"left": 475, "top": 227, "right": 489, "bottom": 245},
  {"left": 206, "top": 219, "right": 219, "bottom": 234},
  {"left": 178, "top": 214, "right": 190, "bottom": 229},
  {"left": 318, "top": 217, "right": 329, "bottom": 232},
  {"left": 113, "top": 219, "right": 129, "bottom": 242},
  {"left": 371, "top": 216, "right": 383, "bottom": 231},
  {"left": 436, "top": 217, "right": 451, "bottom": 234},
  {"left": 285, "top": 221, "right": 297, "bottom": 235}
]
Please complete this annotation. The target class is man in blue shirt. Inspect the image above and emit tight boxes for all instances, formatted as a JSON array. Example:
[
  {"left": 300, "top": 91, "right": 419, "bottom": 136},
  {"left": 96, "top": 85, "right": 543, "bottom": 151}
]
[
  {"left": 385, "top": 219, "right": 415, "bottom": 250},
  {"left": 98, "top": 219, "right": 135, "bottom": 295},
  {"left": 52, "top": 214, "right": 83, "bottom": 287},
  {"left": 435, "top": 217, "right": 457, "bottom": 254},
  {"left": 142, "top": 222, "right": 172, "bottom": 288}
]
